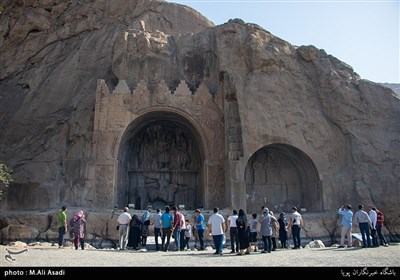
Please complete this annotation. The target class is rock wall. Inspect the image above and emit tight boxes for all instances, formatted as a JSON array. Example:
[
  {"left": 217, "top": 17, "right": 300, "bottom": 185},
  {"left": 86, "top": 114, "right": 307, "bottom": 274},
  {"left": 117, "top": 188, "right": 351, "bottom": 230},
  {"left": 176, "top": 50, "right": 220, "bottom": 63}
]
[{"left": 0, "top": 0, "right": 213, "bottom": 209}]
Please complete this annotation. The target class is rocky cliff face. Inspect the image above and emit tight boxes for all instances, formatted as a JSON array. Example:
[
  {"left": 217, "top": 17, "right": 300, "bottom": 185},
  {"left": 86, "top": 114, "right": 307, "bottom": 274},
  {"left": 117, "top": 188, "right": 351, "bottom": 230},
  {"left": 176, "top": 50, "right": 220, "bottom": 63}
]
[
  {"left": 0, "top": 0, "right": 213, "bottom": 209},
  {"left": 381, "top": 83, "right": 400, "bottom": 98},
  {"left": 0, "top": 0, "right": 399, "bottom": 240}
]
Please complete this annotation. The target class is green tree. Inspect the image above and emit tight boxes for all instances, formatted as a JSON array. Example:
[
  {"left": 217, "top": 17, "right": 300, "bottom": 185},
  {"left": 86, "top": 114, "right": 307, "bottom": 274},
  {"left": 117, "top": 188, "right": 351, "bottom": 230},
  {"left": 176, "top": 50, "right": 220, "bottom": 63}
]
[{"left": 0, "top": 163, "right": 13, "bottom": 200}]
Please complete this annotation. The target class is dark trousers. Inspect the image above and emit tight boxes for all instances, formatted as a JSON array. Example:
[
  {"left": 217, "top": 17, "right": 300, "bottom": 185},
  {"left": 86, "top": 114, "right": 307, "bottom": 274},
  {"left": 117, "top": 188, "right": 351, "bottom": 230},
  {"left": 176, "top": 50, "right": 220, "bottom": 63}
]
[
  {"left": 371, "top": 228, "right": 379, "bottom": 247},
  {"left": 74, "top": 237, "right": 85, "bottom": 250},
  {"left": 262, "top": 235, "right": 272, "bottom": 252},
  {"left": 230, "top": 227, "right": 239, "bottom": 252},
  {"left": 377, "top": 225, "right": 388, "bottom": 245},
  {"left": 292, "top": 225, "right": 301, "bottom": 248},
  {"left": 359, "top": 222, "right": 371, "bottom": 247},
  {"left": 58, "top": 226, "right": 65, "bottom": 247},
  {"left": 161, "top": 227, "right": 172, "bottom": 251},
  {"left": 180, "top": 229, "right": 186, "bottom": 250},
  {"left": 154, "top": 227, "right": 161, "bottom": 250},
  {"left": 184, "top": 237, "right": 190, "bottom": 249},
  {"left": 271, "top": 237, "right": 277, "bottom": 250},
  {"left": 197, "top": 229, "right": 205, "bottom": 250}
]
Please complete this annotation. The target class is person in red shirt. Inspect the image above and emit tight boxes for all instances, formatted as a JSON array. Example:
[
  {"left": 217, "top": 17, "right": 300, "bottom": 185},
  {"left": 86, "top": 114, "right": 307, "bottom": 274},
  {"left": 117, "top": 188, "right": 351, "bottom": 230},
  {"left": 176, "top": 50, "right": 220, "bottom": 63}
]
[{"left": 375, "top": 208, "right": 389, "bottom": 247}]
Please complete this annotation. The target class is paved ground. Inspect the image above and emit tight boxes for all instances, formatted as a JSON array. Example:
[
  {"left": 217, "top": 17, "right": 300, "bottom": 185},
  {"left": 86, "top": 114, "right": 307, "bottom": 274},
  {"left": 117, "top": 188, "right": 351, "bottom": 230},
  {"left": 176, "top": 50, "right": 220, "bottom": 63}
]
[{"left": 1, "top": 242, "right": 399, "bottom": 267}]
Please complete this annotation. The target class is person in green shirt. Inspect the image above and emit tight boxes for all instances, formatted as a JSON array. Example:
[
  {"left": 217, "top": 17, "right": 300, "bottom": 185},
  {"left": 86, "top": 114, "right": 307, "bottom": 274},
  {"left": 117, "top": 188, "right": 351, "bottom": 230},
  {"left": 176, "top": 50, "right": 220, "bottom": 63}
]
[{"left": 57, "top": 206, "right": 68, "bottom": 248}]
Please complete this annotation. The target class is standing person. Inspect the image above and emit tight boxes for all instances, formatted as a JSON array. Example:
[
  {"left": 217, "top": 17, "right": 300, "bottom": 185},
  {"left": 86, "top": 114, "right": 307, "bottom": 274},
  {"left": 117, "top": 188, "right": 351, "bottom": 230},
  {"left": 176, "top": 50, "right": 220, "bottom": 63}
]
[
  {"left": 236, "top": 209, "right": 250, "bottom": 255},
  {"left": 70, "top": 210, "right": 86, "bottom": 250},
  {"left": 171, "top": 206, "right": 183, "bottom": 251},
  {"left": 260, "top": 208, "right": 273, "bottom": 253},
  {"left": 179, "top": 212, "right": 186, "bottom": 251},
  {"left": 248, "top": 213, "right": 258, "bottom": 252},
  {"left": 117, "top": 207, "right": 131, "bottom": 250},
  {"left": 57, "top": 206, "right": 68, "bottom": 249},
  {"left": 269, "top": 210, "right": 279, "bottom": 251},
  {"left": 227, "top": 209, "right": 239, "bottom": 253},
  {"left": 153, "top": 209, "right": 162, "bottom": 251},
  {"left": 140, "top": 209, "right": 151, "bottom": 248},
  {"left": 278, "top": 212, "right": 288, "bottom": 248},
  {"left": 287, "top": 206, "right": 303, "bottom": 249},
  {"left": 354, "top": 204, "right": 372, "bottom": 248},
  {"left": 207, "top": 207, "right": 225, "bottom": 255},
  {"left": 161, "top": 206, "right": 173, "bottom": 252},
  {"left": 184, "top": 219, "right": 192, "bottom": 250},
  {"left": 127, "top": 214, "right": 142, "bottom": 250},
  {"left": 368, "top": 206, "right": 378, "bottom": 247},
  {"left": 194, "top": 209, "right": 205, "bottom": 251},
  {"left": 337, "top": 205, "right": 353, "bottom": 248},
  {"left": 375, "top": 208, "right": 389, "bottom": 246}
]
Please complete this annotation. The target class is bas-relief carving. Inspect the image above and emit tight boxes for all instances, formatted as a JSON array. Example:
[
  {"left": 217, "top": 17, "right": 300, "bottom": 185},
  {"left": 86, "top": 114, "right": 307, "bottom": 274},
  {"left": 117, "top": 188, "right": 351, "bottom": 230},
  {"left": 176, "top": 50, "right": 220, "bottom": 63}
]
[
  {"left": 94, "top": 77, "right": 226, "bottom": 209},
  {"left": 207, "top": 162, "right": 225, "bottom": 207},
  {"left": 127, "top": 124, "right": 201, "bottom": 209},
  {"left": 95, "top": 165, "right": 114, "bottom": 207},
  {"left": 245, "top": 149, "right": 321, "bottom": 211}
]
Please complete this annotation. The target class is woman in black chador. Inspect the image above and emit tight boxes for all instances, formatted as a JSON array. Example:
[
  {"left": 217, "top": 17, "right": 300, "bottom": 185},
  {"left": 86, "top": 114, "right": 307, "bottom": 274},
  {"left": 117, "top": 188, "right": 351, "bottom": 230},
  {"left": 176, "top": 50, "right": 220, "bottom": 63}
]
[
  {"left": 278, "top": 212, "right": 288, "bottom": 248},
  {"left": 127, "top": 215, "right": 142, "bottom": 250},
  {"left": 236, "top": 209, "right": 250, "bottom": 255}
]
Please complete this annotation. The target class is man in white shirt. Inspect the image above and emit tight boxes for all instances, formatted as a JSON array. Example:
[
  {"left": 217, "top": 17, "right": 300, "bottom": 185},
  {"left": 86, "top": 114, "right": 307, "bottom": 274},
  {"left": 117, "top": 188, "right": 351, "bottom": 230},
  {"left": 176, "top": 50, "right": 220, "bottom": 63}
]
[
  {"left": 368, "top": 205, "right": 378, "bottom": 247},
  {"left": 227, "top": 209, "right": 239, "bottom": 253},
  {"left": 287, "top": 206, "right": 303, "bottom": 249},
  {"left": 207, "top": 207, "right": 225, "bottom": 255},
  {"left": 117, "top": 207, "right": 132, "bottom": 250}
]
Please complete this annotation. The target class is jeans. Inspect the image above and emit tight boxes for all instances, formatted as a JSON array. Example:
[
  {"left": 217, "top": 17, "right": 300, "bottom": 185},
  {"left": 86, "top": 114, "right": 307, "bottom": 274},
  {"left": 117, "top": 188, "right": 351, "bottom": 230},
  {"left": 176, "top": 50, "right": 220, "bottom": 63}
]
[
  {"left": 58, "top": 226, "right": 66, "bottom": 247},
  {"left": 212, "top": 234, "right": 223, "bottom": 254},
  {"left": 174, "top": 226, "right": 181, "bottom": 250},
  {"left": 292, "top": 225, "right": 301, "bottom": 248},
  {"left": 262, "top": 235, "right": 272, "bottom": 252},
  {"left": 359, "top": 222, "right": 371, "bottom": 247}
]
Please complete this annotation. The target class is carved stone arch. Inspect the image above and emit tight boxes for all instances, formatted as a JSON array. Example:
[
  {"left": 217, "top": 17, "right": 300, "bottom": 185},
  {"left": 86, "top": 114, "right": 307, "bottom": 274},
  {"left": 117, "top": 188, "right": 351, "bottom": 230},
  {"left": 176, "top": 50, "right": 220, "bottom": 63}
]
[
  {"left": 245, "top": 143, "right": 322, "bottom": 214},
  {"left": 116, "top": 109, "right": 208, "bottom": 210}
]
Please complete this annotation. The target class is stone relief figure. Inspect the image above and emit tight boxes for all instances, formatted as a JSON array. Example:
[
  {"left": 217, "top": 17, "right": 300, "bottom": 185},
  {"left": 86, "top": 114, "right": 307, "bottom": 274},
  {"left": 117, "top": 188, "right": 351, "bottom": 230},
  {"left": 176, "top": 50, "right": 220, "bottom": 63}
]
[
  {"left": 176, "top": 132, "right": 191, "bottom": 170},
  {"left": 157, "top": 129, "right": 173, "bottom": 170},
  {"left": 252, "top": 152, "right": 266, "bottom": 184}
]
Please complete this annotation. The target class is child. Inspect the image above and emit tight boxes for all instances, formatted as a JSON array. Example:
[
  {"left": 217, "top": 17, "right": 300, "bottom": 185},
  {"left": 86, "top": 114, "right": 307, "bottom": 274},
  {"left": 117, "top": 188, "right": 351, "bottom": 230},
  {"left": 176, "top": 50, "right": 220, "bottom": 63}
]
[
  {"left": 248, "top": 213, "right": 258, "bottom": 252},
  {"left": 184, "top": 219, "right": 192, "bottom": 250}
]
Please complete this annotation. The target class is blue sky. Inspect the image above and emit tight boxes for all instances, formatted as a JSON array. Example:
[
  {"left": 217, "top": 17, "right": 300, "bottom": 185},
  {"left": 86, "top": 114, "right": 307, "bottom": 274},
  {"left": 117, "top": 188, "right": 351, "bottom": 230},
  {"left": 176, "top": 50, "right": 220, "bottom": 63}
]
[{"left": 169, "top": 0, "right": 399, "bottom": 83}]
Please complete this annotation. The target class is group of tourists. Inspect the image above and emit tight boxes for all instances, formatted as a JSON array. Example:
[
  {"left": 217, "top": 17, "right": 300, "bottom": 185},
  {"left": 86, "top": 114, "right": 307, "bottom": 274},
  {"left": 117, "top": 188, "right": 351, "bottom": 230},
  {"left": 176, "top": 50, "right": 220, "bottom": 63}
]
[
  {"left": 56, "top": 203, "right": 389, "bottom": 253},
  {"left": 57, "top": 205, "right": 86, "bottom": 250},
  {"left": 337, "top": 204, "right": 390, "bottom": 248},
  {"left": 116, "top": 205, "right": 304, "bottom": 255}
]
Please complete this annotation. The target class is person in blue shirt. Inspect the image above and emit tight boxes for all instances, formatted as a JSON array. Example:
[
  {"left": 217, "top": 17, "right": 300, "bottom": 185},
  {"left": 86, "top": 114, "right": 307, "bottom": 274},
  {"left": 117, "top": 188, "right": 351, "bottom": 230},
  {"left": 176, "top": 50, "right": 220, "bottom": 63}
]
[
  {"left": 195, "top": 209, "right": 205, "bottom": 250},
  {"left": 338, "top": 205, "right": 353, "bottom": 248},
  {"left": 160, "top": 206, "right": 173, "bottom": 251}
]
